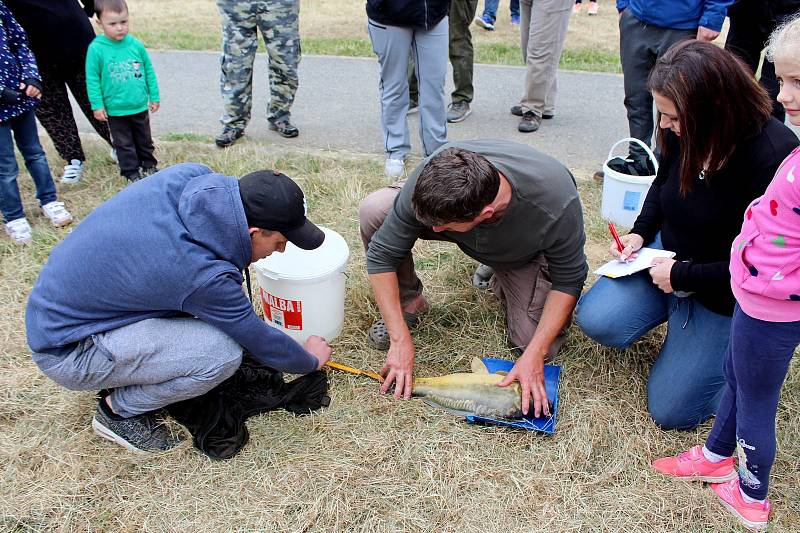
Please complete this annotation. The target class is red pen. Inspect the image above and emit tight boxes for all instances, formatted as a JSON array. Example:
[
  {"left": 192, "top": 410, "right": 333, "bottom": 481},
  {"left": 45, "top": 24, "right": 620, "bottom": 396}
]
[{"left": 608, "top": 222, "right": 624, "bottom": 253}]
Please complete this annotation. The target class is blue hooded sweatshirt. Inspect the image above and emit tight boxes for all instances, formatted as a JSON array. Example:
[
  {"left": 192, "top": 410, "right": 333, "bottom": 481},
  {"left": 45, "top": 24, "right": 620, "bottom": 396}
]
[
  {"left": 25, "top": 163, "right": 318, "bottom": 374},
  {"left": 617, "top": 0, "right": 733, "bottom": 32}
]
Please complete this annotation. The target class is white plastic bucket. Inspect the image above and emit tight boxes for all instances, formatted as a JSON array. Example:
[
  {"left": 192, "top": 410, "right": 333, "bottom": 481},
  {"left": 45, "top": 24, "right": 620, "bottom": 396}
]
[
  {"left": 253, "top": 226, "right": 350, "bottom": 344},
  {"left": 601, "top": 137, "right": 658, "bottom": 228}
]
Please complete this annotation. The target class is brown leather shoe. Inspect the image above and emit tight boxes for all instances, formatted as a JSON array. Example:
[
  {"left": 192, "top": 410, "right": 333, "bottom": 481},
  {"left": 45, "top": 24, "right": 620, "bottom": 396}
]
[{"left": 518, "top": 112, "right": 541, "bottom": 133}]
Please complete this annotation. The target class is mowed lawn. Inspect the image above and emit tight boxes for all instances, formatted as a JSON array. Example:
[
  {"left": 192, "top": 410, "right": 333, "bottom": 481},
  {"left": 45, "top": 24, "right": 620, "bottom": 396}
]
[
  {"left": 0, "top": 137, "right": 798, "bottom": 531},
  {"left": 127, "top": 0, "right": 623, "bottom": 72}
]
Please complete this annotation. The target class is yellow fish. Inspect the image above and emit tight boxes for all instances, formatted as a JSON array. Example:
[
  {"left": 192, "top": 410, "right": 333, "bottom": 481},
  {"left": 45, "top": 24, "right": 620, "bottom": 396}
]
[{"left": 412, "top": 358, "right": 523, "bottom": 419}]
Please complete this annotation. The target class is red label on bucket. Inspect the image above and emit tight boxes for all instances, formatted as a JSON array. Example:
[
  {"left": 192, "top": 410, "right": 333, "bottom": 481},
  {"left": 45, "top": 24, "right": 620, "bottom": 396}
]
[{"left": 260, "top": 289, "right": 303, "bottom": 330}]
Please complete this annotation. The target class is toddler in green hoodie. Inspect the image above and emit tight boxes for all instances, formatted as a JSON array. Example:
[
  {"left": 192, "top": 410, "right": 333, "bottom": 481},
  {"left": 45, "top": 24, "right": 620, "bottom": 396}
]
[{"left": 86, "top": 0, "right": 159, "bottom": 182}]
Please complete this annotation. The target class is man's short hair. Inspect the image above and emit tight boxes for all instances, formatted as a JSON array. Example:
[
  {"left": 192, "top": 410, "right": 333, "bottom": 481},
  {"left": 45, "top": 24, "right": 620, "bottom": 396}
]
[
  {"left": 412, "top": 148, "right": 500, "bottom": 227},
  {"left": 94, "top": 0, "right": 128, "bottom": 17}
]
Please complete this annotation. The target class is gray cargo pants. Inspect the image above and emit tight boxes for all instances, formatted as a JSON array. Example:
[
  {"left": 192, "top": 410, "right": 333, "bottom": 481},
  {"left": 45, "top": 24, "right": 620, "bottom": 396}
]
[
  {"left": 32, "top": 317, "right": 244, "bottom": 418},
  {"left": 359, "top": 181, "right": 567, "bottom": 358}
]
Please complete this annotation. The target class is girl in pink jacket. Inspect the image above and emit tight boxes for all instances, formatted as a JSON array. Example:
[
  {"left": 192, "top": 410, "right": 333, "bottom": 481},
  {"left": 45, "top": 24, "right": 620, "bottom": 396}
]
[{"left": 650, "top": 14, "right": 800, "bottom": 530}]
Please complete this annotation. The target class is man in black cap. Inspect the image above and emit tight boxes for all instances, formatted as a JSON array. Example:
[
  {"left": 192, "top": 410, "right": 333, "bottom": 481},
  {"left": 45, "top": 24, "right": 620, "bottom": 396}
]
[{"left": 26, "top": 163, "right": 332, "bottom": 453}]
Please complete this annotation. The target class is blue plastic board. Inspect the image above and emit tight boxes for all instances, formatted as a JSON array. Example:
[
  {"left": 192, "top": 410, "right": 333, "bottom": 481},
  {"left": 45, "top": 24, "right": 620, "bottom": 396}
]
[{"left": 464, "top": 357, "right": 561, "bottom": 434}]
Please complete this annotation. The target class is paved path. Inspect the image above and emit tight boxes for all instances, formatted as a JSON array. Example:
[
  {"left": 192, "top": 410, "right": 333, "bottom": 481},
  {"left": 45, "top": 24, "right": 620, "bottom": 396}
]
[
  {"left": 82, "top": 51, "right": 800, "bottom": 172},
  {"left": 73, "top": 51, "right": 630, "bottom": 171}
]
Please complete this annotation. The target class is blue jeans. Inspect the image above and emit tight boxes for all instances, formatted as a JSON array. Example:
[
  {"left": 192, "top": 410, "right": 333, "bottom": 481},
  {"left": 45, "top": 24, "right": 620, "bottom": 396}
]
[
  {"left": 482, "top": 0, "right": 520, "bottom": 23},
  {"left": 705, "top": 306, "right": 800, "bottom": 500},
  {"left": 0, "top": 109, "right": 57, "bottom": 223},
  {"left": 575, "top": 241, "right": 730, "bottom": 429}
]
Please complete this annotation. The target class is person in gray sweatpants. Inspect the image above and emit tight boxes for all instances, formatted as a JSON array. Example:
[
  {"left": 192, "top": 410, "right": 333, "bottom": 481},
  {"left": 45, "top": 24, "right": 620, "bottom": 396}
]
[
  {"left": 366, "top": 0, "right": 450, "bottom": 178},
  {"left": 26, "top": 164, "right": 332, "bottom": 453}
]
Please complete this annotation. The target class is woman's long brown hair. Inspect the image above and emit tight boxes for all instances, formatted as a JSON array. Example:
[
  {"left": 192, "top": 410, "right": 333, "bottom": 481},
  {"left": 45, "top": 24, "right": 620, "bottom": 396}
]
[{"left": 647, "top": 40, "right": 773, "bottom": 195}]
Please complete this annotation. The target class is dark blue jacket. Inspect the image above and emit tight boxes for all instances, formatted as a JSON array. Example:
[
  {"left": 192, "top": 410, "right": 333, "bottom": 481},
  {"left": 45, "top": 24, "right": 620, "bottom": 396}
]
[
  {"left": 366, "top": 0, "right": 450, "bottom": 29},
  {"left": 0, "top": 1, "right": 39, "bottom": 122},
  {"left": 617, "top": 0, "right": 733, "bottom": 32},
  {"left": 25, "top": 163, "right": 319, "bottom": 374}
]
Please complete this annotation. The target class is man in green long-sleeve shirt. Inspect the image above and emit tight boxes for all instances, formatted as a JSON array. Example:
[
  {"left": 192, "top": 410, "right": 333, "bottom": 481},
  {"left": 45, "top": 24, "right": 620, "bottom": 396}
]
[
  {"left": 359, "top": 139, "right": 588, "bottom": 417},
  {"left": 86, "top": 0, "right": 159, "bottom": 182}
]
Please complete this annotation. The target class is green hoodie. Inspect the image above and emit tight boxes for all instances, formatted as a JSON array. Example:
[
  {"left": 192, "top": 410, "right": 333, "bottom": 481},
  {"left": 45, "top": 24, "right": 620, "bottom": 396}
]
[{"left": 85, "top": 34, "right": 159, "bottom": 117}]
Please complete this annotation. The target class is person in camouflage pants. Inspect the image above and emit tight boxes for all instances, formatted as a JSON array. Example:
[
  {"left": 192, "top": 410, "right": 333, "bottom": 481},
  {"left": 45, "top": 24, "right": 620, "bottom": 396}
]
[{"left": 215, "top": 0, "right": 301, "bottom": 147}]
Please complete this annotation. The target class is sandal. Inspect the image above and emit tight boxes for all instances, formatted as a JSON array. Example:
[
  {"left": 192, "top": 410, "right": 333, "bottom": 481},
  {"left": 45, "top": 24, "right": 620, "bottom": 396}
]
[
  {"left": 472, "top": 264, "right": 495, "bottom": 290},
  {"left": 367, "top": 311, "right": 423, "bottom": 350}
]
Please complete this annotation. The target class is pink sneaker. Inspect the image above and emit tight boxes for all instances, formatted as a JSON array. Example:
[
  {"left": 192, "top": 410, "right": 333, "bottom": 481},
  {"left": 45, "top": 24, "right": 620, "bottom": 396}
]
[
  {"left": 711, "top": 477, "right": 771, "bottom": 530},
  {"left": 651, "top": 445, "right": 737, "bottom": 482}
]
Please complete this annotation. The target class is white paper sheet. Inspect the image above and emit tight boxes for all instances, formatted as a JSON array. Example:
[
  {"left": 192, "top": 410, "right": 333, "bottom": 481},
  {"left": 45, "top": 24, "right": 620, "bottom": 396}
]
[{"left": 593, "top": 247, "right": 676, "bottom": 278}]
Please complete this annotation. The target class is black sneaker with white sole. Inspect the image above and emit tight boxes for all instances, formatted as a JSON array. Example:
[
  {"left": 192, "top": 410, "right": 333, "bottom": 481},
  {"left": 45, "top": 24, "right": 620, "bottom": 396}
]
[
  {"left": 92, "top": 399, "right": 181, "bottom": 453},
  {"left": 269, "top": 119, "right": 299, "bottom": 138}
]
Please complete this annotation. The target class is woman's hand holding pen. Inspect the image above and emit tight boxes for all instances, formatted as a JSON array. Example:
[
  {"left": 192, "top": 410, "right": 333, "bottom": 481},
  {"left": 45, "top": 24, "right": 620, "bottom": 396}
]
[{"left": 610, "top": 233, "right": 643, "bottom": 262}]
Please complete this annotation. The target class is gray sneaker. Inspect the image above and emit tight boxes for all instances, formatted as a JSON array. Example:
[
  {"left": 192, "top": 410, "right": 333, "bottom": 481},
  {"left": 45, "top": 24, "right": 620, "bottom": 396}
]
[
  {"left": 447, "top": 101, "right": 472, "bottom": 123},
  {"left": 215, "top": 127, "right": 244, "bottom": 148},
  {"left": 92, "top": 401, "right": 181, "bottom": 453}
]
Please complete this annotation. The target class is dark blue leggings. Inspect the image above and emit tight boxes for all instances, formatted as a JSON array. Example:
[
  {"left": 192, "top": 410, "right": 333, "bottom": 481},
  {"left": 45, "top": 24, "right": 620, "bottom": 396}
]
[{"left": 705, "top": 305, "right": 800, "bottom": 500}]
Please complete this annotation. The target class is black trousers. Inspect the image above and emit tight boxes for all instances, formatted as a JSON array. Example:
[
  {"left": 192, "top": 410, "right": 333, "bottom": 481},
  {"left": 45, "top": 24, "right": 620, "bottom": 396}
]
[
  {"left": 107, "top": 111, "right": 157, "bottom": 177},
  {"left": 725, "top": 0, "right": 797, "bottom": 122},
  {"left": 36, "top": 59, "right": 112, "bottom": 162}
]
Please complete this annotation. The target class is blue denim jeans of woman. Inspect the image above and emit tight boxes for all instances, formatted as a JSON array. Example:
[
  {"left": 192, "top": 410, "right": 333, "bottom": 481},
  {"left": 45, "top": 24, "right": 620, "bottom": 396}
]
[
  {"left": 482, "top": 0, "right": 520, "bottom": 24},
  {"left": 0, "top": 108, "right": 57, "bottom": 223},
  {"left": 575, "top": 236, "right": 730, "bottom": 430}
]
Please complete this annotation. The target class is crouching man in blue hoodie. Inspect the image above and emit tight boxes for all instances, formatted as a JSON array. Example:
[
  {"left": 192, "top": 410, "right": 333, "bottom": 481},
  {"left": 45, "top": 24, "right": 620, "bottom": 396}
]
[{"left": 25, "top": 163, "right": 332, "bottom": 453}]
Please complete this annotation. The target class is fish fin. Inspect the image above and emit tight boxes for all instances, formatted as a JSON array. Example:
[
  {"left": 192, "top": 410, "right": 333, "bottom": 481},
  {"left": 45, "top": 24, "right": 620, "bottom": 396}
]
[
  {"left": 470, "top": 357, "right": 489, "bottom": 374},
  {"left": 494, "top": 371, "right": 508, "bottom": 376},
  {"left": 422, "top": 398, "right": 474, "bottom": 418}
]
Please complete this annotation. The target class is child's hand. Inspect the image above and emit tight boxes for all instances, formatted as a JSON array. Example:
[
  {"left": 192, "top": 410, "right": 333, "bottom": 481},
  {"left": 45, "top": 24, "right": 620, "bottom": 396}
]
[
  {"left": 149, "top": 102, "right": 160, "bottom": 113},
  {"left": 93, "top": 108, "right": 108, "bottom": 122},
  {"left": 19, "top": 82, "right": 41, "bottom": 99}
]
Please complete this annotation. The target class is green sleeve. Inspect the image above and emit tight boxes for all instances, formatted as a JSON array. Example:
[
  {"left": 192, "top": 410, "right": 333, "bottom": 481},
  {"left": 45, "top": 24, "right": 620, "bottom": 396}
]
[
  {"left": 85, "top": 43, "right": 104, "bottom": 110},
  {"left": 139, "top": 43, "right": 160, "bottom": 103}
]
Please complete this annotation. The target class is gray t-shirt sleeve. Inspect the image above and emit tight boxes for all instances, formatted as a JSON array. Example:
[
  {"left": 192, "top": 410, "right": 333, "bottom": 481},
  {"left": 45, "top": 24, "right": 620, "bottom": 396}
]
[
  {"left": 365, "top": 182, "right": 426, "bottom": 274},
  {"left": 540, "top": 198, "right": 588, "bottom": 298}
]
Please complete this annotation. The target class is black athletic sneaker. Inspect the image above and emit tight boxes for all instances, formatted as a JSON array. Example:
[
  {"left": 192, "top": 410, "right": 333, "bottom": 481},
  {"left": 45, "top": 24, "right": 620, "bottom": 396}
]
[
  {"left": 215, "top": 127, "right": 244, "bottom": 148},
  {"left": 269, "top": 119, "right": 299, "bottom": 138},
  {"left": 140, "top": 166, "right": 158, "bottom": 178},
  {"left": 92, "top": 399, "right": 181, "bottom": 453},
  {"left": 124, "top": 170, "right": 142, "bottom": 182}
]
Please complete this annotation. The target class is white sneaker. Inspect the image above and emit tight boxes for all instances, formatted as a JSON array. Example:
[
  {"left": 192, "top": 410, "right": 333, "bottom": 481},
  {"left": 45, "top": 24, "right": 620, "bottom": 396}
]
[
  {"left": 60, "top": 159, "right": 84, "bottom": 184},
  {"left": 110, "top": 148, "right": 118, "bottom": 163},
  {"left": 41, "top": 201, "right": 73, "bottom": 227},
  {"left": 5, "top": 217, "right": 32, "bottom": 244},
  {"left": 384, "top": 157, "right": 405, "bottom": 178}
]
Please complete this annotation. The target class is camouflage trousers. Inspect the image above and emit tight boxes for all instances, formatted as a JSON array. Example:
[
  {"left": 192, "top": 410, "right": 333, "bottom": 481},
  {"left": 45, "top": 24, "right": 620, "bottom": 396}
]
[{"left": 216, "top": 0, "right": 301, "bottom": 130}]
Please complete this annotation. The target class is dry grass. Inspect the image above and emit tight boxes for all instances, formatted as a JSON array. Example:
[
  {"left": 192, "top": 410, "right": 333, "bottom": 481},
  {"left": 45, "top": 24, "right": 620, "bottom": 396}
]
[
  {"left": 1, "top": 135, "right": 798, "bottom": 532},
  {"left": 127, "top": 0, "right": 622, "bottom": 71}
]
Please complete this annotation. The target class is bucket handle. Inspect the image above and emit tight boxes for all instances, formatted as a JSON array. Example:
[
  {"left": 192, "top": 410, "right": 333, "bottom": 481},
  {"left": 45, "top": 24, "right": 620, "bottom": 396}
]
[{"left": 606, "top": 137, "right": 659, "bottom": 174}]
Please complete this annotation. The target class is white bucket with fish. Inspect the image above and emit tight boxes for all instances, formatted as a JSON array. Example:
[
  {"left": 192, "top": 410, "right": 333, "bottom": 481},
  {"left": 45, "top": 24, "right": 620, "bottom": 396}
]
[
  {"left": 601, "top": 137, "right": 658, "bottom": 228},
  {"left": 253, "top": 226, "right": 349, "bottom": 344}
]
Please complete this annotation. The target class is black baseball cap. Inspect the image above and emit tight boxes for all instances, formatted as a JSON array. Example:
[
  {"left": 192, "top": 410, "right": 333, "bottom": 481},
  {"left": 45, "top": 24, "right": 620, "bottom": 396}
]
[{"left": 238, "top": 170, "right": 325, "bottom": 250}]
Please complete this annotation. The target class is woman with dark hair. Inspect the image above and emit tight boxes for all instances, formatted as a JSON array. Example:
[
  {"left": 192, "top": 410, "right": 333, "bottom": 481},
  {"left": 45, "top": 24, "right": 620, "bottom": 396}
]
[
  {"left": 575, "top": 40, "right": 799, "bottom": 430},
  {"left": 5, "top": 0, "right": 113, "bottom": 184}
]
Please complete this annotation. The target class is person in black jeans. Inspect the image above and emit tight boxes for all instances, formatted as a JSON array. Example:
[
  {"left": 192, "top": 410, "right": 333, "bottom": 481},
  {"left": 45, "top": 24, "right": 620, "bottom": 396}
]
[
  {"left": 725, "top": 0, "right": 800, "bottom": 122},
  {"left": 5, "top": 0, "right": 113, "bottom": 184}
]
